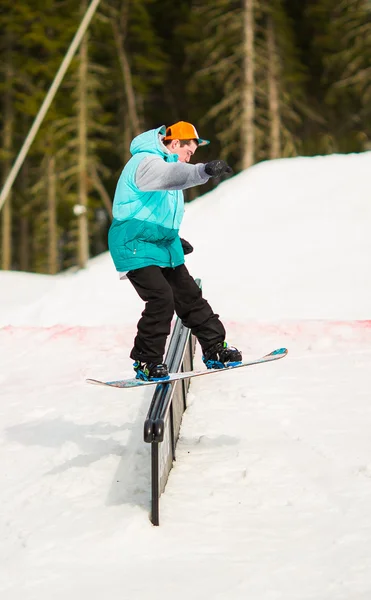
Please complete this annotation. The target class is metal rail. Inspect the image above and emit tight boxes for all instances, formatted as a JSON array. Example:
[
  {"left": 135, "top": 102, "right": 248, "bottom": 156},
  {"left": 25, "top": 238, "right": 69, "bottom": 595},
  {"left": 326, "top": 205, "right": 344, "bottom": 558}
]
[{"left": 144, "top": 278, "right": 200, "bottom": 526}]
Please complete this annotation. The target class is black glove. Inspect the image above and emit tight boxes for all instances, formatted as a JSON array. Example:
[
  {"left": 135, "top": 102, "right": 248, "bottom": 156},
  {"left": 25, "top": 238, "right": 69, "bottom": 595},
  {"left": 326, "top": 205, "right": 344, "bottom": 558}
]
[
  {"left": 180, "top": 238, "right": 194, "bottom": 255},
  {"left": 204, "top": 159, "right": 233, "bottom": 177}
]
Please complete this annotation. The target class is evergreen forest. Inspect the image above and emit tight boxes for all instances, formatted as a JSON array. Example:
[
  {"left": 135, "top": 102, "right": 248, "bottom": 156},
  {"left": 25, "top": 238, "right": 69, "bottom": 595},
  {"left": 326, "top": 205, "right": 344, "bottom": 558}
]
[{"left": 1, "top": 0, "right": 370, "bottom": 274}]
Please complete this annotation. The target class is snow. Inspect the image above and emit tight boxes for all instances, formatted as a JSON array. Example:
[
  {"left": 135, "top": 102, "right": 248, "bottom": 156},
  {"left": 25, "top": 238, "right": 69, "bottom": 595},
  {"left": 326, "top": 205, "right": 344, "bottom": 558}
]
[{"left": 1, "top": 151, "right": 371, "bottom": 599}]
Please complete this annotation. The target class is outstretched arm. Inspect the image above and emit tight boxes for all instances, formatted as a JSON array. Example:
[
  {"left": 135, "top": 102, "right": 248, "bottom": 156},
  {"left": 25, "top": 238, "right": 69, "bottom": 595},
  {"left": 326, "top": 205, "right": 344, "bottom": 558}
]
[{"left": 135, "top": 156, "right": 210, "bottom": 191}]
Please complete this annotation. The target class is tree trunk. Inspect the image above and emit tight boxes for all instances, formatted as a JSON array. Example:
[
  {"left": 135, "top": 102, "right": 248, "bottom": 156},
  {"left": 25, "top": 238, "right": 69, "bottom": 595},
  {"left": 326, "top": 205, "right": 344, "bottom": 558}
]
[
  {"left": 19, "top": 215, "right": 30, "bottom": 272},
  {"left": 90, "top": 164, "right": 112, "bottom": 219},
  {"left": 47, "top": 154, "right": 58, "bottom": 274},
  {"left": 241, "top": 0, "right": 255, "bottom": 169},
  {"left": 123, "top": 115, "right": 132, "bottom": 163},
  {"left": 1, "top": 36, "right": 14, "bottom": 270},
  {"left": 110, "top": 9, "right": 141, "bottom": 137},
  {"left": 77, "top": 3, "right": 89, "bottom": 269},
  {"left": 267, "top": 14, "right": 280, "bottom": 159},
  {"left": 18, "top": 158, "right": 30, "bottom": 271}
]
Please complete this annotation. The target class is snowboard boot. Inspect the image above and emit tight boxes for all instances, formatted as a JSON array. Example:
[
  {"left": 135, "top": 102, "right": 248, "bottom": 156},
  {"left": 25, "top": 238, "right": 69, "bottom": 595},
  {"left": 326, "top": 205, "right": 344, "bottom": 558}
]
[
  {"left": 133, "top": 361, "right": 169, "bottom": 381},
  {"left": 202, "top": 341, "right": 242, "bottom": 369}
]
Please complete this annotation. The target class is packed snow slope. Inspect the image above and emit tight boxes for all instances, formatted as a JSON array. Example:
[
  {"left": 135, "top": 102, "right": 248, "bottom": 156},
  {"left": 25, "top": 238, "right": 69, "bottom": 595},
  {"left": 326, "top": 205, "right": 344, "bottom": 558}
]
[
  {"left": 1, "top": 151, "right": 371, "bottom": 328},
  {"left": 1, "top": 151, "right": 371, "bottom": 600},
  {"left": 182, "top": 151, "right": 371, "bottom": 320}
]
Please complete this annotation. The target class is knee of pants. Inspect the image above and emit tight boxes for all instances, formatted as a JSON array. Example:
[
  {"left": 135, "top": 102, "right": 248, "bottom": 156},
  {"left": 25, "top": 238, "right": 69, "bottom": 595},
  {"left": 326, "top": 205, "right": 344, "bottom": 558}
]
[
  {"left": 165, "top": 287, "right": 175, "bottom": 317},
  {"left": 149, "top": 287, "right": 175, "bottom": 320}
]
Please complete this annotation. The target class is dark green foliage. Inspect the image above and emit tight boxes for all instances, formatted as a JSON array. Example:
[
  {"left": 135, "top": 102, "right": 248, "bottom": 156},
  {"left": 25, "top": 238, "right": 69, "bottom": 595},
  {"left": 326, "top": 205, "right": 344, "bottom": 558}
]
[{"left": 0, "top": 0, "right": 370, "bottom": 273}]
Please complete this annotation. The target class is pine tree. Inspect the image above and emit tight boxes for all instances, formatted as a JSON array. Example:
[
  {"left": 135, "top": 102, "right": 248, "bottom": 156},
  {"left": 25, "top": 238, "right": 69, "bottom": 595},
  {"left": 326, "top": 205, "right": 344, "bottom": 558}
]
[
  {"left": 0, "top": 0, "right": 81, "bottom": 272},
  {"left": 47, "top": 1, "right": 115, "bottom": 270},
  {"left": 312, "top": 0, "right": 371, "bottom": 151},
  {"left": 187, "top": 0, "right": 306, "bottom": 168},
  {"left": 261, "top": 0, "right": 307, "bottom": 158},
  {"left": 1, "top": 0, "right": 369, "bottom": 274},
  {"left": 242, "top": 0, "right": 255, "bottom": 168}
]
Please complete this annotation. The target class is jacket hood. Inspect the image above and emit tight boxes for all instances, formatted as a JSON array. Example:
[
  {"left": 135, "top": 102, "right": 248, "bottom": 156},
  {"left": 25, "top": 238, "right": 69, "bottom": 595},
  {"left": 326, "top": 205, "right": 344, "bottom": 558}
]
[{"left": 130, "top": 126, "right": 168, "bottom": 157}]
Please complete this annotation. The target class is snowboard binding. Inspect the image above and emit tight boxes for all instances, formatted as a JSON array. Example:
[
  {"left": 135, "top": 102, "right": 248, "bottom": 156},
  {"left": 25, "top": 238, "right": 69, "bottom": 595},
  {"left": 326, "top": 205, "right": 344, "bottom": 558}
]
[
  {"left": 202, "top": 341, "right": 242, "bottom": 369},
  {"left": 133, "top": 361, "right": 170, "bottom": 381}
]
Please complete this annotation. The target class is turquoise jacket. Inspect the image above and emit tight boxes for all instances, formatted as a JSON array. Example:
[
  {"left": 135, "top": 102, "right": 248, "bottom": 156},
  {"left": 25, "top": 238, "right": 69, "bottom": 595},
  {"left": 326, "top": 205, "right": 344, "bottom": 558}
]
[
  {"left": 109, "top": 127, "right": 184, "bottom": 272},
  {"left": 108, "top": 126, "right": 210, "bottom": 273}
]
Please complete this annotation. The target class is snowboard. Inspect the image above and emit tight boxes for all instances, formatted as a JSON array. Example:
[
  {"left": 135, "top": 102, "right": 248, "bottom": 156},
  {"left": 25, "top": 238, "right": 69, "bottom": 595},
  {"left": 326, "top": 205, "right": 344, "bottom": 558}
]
[{"left": 86, "top": 347, "right": 288, "bottom": 389}]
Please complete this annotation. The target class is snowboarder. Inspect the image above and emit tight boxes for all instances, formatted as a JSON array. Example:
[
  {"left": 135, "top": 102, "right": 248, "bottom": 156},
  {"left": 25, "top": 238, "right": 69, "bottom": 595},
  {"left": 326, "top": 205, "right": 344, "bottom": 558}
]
[{"left": 108, "top": 121, "right": 242, "bottom": 381}]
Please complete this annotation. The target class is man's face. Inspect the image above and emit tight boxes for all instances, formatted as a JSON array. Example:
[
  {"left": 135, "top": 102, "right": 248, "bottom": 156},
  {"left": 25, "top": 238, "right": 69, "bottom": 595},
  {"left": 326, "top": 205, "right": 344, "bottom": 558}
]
[{"left": 168, "top": 140, "right": 198, "bottom": 163}]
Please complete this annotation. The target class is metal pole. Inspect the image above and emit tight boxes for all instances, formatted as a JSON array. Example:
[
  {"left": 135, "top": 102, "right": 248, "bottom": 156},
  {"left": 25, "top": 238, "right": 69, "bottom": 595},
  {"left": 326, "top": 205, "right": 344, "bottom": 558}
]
[
  {"left": 0, "top": 0, "right": 102, "bottom": 213},
  {"left": 151, "top": 443, "right": 160, "bottom": 526}
]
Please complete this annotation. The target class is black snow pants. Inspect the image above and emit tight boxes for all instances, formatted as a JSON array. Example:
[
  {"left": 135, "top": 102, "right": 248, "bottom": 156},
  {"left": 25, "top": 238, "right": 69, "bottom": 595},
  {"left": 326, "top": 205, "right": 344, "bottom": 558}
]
[{"left": 126, "top": 264, "right": 226, "bottom": 364}]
